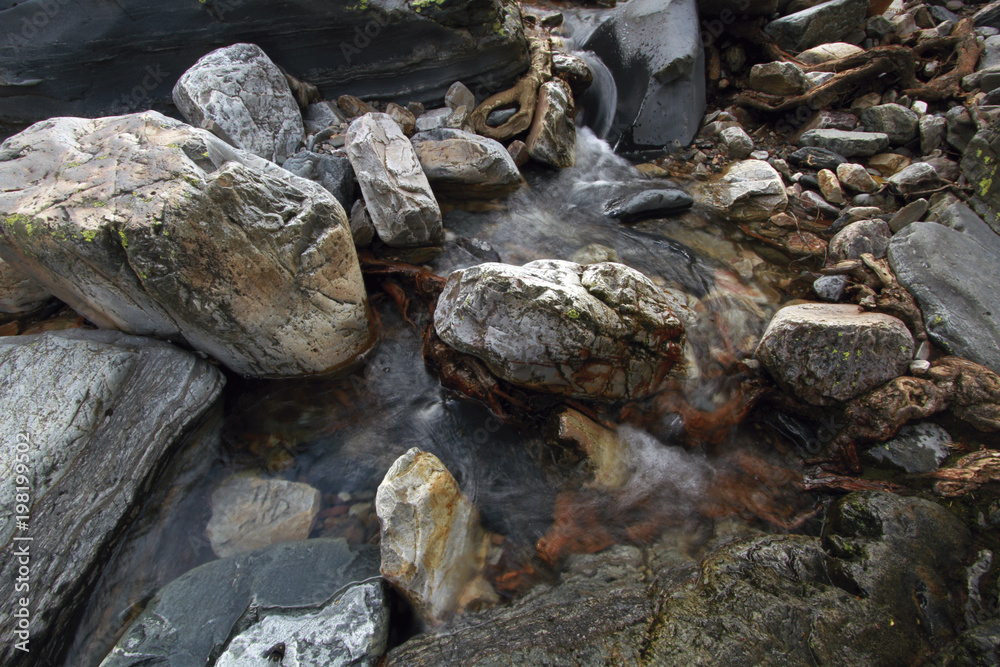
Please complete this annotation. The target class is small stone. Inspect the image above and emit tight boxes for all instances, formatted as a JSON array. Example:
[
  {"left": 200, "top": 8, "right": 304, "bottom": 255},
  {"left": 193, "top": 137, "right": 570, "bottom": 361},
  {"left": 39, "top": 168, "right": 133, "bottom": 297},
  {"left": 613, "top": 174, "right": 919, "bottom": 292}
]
[
  {"left": 385, "top": 102, "right": 417, "bottom": 136},
  {"left": 797, "top": 42, "right": 864, "bottom": 65},
  {"left": 552, "top": 53, "right": 594, "bottom": 95},
  {"left": 788, "top": 146, "right": 849, "bottom": 170},
  {"left": 416, "top": 108, "right": 451, "bottom": 132},
  {"left": 808, "top": 71, "right": 836, "bottom": 86},
  {"left": 487, "top": 108, "right": 517, "bottom": 127},
  {"left": 338, "top": 94, "right": 376, "bottom": 118},
  {"left": 888, "top": 198, "right": 929, "bottom": 232},
  {"left": 868, "top": 153, "right": 911, "bottom": 177},
  {"left": 919, "top": 115, "right": 948, "bottom": 154},
  {"left": 349, "top": 200, "right": 376, "bottom": 248},
  {"left": 799, "top": 129, "right": 891, "bottom": 157},
  {"left": 836, "top": 162, "right": 879, "bottom": 193},
  {"left": 946, "top": 0, "right": 963, "bottom": 10},
  {"left": 749, "top": 61, "right": 812, "bottom": 95},
  {"left": 751, "top": 149, "right": 770, "bottom": 160},
  {"left": 850, "top": 92, "right": 883, "bottom": 114},
  {"left": 507, "top": 140, "right": 529, "bottom": 167},
  {"left": 604, "top": 189, "right": 694, "bottom": 221},
  {"left": 910, "top": 359, "right": 931, "bottom": 374},
  {"left": 910, "top": 100, "right": 928, "bottom": 116},
  {"left": 813, "top": 274, "right": 848, "bottom": 302},
  {"left": 701, "top": 159, "right": 789, "bottom": 221},
  {"left": 946, "top": 106, "right": 977, "bottom": 152},
  {"left": 860, "top": 104, "right": 919, "bottom": 145},
  {"left": 829, "top": 219, "right": 891, "bottom": 261},
  {"left": 818, "top": 169, "right": 846, "bottom": 204},
  {"left": 720, "top": 126, "right": 754, "bottom": 159},
  {"left": 887, "top": 162, "right": 944, "bottom": 195},
  {"left": 445, "top": 81, "right": 476, "bottom": 112},
  {"left": 304, "top": 101, "right": 346, "bottom": 135}
]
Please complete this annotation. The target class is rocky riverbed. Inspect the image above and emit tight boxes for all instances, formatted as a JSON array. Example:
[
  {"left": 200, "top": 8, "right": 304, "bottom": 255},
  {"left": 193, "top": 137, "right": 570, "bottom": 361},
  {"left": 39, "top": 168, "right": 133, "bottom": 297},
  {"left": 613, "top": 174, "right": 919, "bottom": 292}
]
[{"left": 2, "top": 0, "right": 1000, "bottom": 665}]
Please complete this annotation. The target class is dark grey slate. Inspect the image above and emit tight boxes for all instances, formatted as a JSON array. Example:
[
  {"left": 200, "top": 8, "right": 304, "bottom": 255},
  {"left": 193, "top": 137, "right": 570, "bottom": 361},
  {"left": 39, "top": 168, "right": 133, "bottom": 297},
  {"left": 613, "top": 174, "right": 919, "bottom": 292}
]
[
  {"left": 764, "top": 0, "right": 868, "bottom": 52},
  {"left": 282, "top": 151, "right": 356, "bottom": 210}
]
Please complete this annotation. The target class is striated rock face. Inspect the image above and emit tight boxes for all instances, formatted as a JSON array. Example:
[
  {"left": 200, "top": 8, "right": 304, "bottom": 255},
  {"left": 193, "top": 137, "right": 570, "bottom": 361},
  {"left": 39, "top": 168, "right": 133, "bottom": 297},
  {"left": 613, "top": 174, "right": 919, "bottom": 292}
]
[
  {"left": 172, "top": 43, "right": 304, "bottom": 164},
  {"left": 346, "top": 113, "right": 443, "bottom": 247},
  {"left": 755, "top": 303, "right": 914, "bottom": 405},
  {"left": 0, "top": 330, "right": 225, "bottom": 667},
  {"left": 376, "top": 448, "right": 498, "bottom": 626},
  {"left": 0, "top": 257, "right": 53, "bottom": 314},
  {"left": 411, "top": 128, "right": 522, "bottom": 199},
  {"left": 206, "top": 474, "right": 321, "bottom": 558},
  {"left": 0, "top": 112, "right": 374, "bottom": 378},
  {"left": 701, "top": 159, "right": 788, "bottom": 222},
  {"left": 434, "top": 260, "right": 688, "bottom": 401},
  {"left": 526, "top": 79, "right": 577, "bottom": 169}
]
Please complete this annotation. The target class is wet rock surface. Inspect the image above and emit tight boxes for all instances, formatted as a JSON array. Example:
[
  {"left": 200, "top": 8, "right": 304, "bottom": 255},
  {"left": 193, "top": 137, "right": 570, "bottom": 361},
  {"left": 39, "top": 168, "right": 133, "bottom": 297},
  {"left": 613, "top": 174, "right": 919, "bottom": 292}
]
[
  {"left": 434, "top": 260, "right": 688, "bottom": 401},
  {"left": 799, "top": 129, "right": 891, "bottom": 157},
  {"left": 526, "top": 79, "right": 577, "bottom": 169},
  {"left": 764, "top": 0, "right": 869, "bottom": 51},
  {"left": 0, "top": 330, "right": 225, "bottom": 667},
  {"left": 411, "top": 128, "right": 522, "bottom": 199},
  {"left": 865, "top": 422, "right": 951, "bottom": 473},
  {"left": 0, "top": 112, "right": 374, "bottom": 378},
  {"left": 603, "top": 188, "right": 695, "bottom": 221},
  {"left": 700, "top": 159, "right": 789, "bottom": 221},
  {"left": 756, "top": 303, "right": 914, "bottom": 405},
  {"left": 102, "top": 539, "right": 380, "bottom": 667}
]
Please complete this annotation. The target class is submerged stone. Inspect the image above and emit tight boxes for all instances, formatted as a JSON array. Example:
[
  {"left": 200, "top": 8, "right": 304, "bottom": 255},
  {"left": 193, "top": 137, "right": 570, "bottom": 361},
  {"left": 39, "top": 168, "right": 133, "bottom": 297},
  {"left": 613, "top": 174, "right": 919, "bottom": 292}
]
[
  {"left": 603, "top": 189, "right": 695, "bottom": 221},
  {"left": 865, "top": 422, "right": 951, "bottom": 473}
]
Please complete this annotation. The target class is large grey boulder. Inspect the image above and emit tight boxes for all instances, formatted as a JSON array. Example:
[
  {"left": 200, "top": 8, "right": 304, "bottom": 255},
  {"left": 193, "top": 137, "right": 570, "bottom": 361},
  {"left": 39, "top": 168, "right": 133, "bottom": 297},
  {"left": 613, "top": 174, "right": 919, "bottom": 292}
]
[
  {"left": 764, "top": 0, "right": 868, "bottom": 52},
  {"left": 699, "top": 159, "right": 788, "bottom": 221},
  {"left": 0, "top": 0, "right": 528, "bottom": 135},
  {"left": 411, "top": 128, "right": 522, "bottom": 199},
  {"left": 346, "top": 113, "right": 443, "bottom": 247},
  {"left": 0, "top": 112, "right": 374, "bottom": 378},
  {"left": 962, "top": 123, "right": 1000, "bottom": 231},
  {"left": 888, "top": 216, "right": 1000, "bottom": 374},
  {"left": 172, "top": 43, "right": 304, "bottom": 164},
  {"left": 102, "top": 539, "right": 381, "bottom": 667},
  {"left": 0, "top": 330, "right": 225, "bottom": 667},
  {"left": 860, "top": 103, "right": 919, "bottom": 145},
  {"left": 583, "top": 0, "right": 705, "bottom": 151},
  {"left": 0, "top": 257, "right": 53, "bottom": 314},
  {"left": 755, "top": 303, "right": 914, "bottom": 405},
  {"left": 433, "top": 260, "right": 688, "bottom": 401}
]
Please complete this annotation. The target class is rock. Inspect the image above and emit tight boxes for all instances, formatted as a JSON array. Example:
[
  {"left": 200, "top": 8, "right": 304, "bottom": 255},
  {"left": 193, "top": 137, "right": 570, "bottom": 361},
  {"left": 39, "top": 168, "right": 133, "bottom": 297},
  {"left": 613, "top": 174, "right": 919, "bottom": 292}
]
[
  {"left": 551, "top": 408, "right": 629, "bottom": 489},
  {"left": 797, "top": 42, "right": 864, "bottom": 64},
  {"left": 411, "top": 128, "right": 522, "bottom": 199},
  {"left": 603, "top": 189, "right": 695, "bottom": 221},
  {"left": 789, "top": 146, "right": 849, "bottom": 170},
  {"left": 0, "top": 0, "right": 528, "bottom": 132},
  {"left": 919, "top": 115, "right": 947, "bottom": 154},
  {"left": 434, "top": 260, "right": 687, "bottom": 401},
  {"left": 813, "top": 274, "right": 848, "bottom": 302},
  {"left": 701, "top": 159, "right": 789, "bottom": 222},
  {"left": 552, "top": 53, "right": 595, "bottom": 95},
  {"left": 859, "top": 103, "right": 919, "bottom": 145},
  {"left": 980, "top": 35, "right": 1000, "bottom": 70},
  {"left": 817, "top": 169, "right": 846, "bottom": 204},
  {"left": 583, "top": 0, "right": 705, "bottom": 151},
  {"left": 102, "top": 539, "right": 380, "bottom": 667},
  {"left": 206, "top": 474, "right": 321, "bottom": 558},
  {"left": 507, "top": 139, "right": 530, "bottom": 167},
  {"left": 836, "top": 162, "right": 879, "bottom": 193},
  {"left": 889, "top": 198, "right": 929, "bottom": 231},
  {"left": 946, "top": 106, "right": 977, "bottom": 152},
  {"left": 720, "top": 126, "right": 754, "bottom": 159},
  {"left": 749, "top": 62, "right": 812, "bottom": 95},
  {"left": 792, "top": 110, "right": 859, "bottom": 143},
  {"left": 345, "top": 113, "right": 443, "bottom": 247},
  {"left": 0, "top": 330, "right": 225, "bottom": 667},
  {"left": 281, "top": 150, "right": 356, "bottom": 210},
  {"left": 0, "top": 112, "right": 374, "bottom": 378},
  {"left": 416, "top": 108, "right": 452, "bottom": 133},
  {"left": 349, "top": 200, "right": 376, "bottom": 248},
  {"left": 799, "top": 129, "right": 890, "bottom": 157},
  {"left": 215, "top": 580, "right": 389, "bottom": 667},
  {"left": 338, "top": 95, "right": 377, "bottom": 119},
  {"left": 755, "top": 303, "right": 914, "bottom": 405},
  {"left": 304, "top": 101, "right": 346, "bottom": 135},
  {"left": 829, "top": 219, "right": 891, "bottom": 260},
  {"left": 0, "top": 257, "right": 53, "bottom": 314},
  {"left": 385, "top": 102, "right": 417, "bottom": 137},
  {"left": 698, "top": 0, "right": 780, "bottom": 15},
  {"left": 376, "top": 448, "right": 498, "bottom": 625},
  {"left": 975, "top": 0, "right": 1000, "bottom": 28},
  {"left": 764, "top": 0, "right": 869, "bottom": 51},
  {"left": 866, "top": 422, "right": 951, "bottom": 472},
  {"left": 868, "top": 152, "right": 910, "bottom": 177},
  {"left": 807, "top": 71, "right": 835, "bottom": 86},
  {"left": 791, "top": 189, "right": 843, "bottom": 219},
  {"left": 445, "top": 81, "right": 477, "bottom": 112},
  {"left": 172, "top": 43, "right": 303, "bottom": 164},
  {"left": 487, "top": 107, "right": 518, "bottom": 128},
  {"left": 887, "top": 162, "right": 944, "bottom": 195},
  {"left": 922, "top": 156, "right": 961, "bottom": 183},
  {"left": 888, "top": 220, "right": 1000, "bottom": 373},
  {"left": 962, "top": 123, "right": 1000, "bottom": 230},
  {"left": 526, "top": 79, "right": 576, "bottom": 169}
]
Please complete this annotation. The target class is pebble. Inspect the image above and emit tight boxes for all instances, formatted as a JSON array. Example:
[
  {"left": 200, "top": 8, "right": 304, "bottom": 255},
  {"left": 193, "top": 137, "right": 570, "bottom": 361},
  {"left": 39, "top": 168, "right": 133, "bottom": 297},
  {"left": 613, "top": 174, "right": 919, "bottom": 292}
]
[
  {"left": 888, "top": 198, "right": 929, "bottom": 232},
  {"left": 720, "top": 126, "right": 754, "bottom": 159},
  {"left": 818, "top": 169, "right": 846, "bottom": 204}
]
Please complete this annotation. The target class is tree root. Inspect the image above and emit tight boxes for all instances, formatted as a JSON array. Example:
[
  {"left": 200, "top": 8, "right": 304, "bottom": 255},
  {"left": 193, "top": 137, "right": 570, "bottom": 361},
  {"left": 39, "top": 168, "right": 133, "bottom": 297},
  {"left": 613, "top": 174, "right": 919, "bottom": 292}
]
[
  {"left": 902, "top": 18, "right": 983, "bottom": 101},
  {"left": 470, "top": 34, "right": 552, "bottom": 141}
]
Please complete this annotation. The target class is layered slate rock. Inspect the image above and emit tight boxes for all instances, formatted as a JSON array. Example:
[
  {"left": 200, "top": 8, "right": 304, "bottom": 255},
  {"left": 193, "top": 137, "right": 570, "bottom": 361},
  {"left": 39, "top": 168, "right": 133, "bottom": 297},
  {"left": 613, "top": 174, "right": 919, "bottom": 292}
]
[
  {"left": 0, "top": 112, "right": 374, "bottom": 378},
  {"left": 172, "top": 43, "right": 304, "bottom": 164},
  {"left": 346, "top": 113, "right": 443, "bottom": 247},
  {"left": 388, "top": 492, "right": 978, "bottom": 665},
  {"left": 962, "top": 123, "right": 1000, "bottom": 231},
  {"left": 764, "top": 0, "right": 868, "bottom": 52},
  {"left": 206, "top": 474, "right": 321, "bottom": 558},
  {"left": 102, "top": 539, "right": 381, "bottom": 667},
  {"left": 700, "top": 159, "right": 788, "bottom": 222},
  {"left": 888, "top": 216, "right": 1000, "bottom": 374},
  {"left": 434, "top": 260, "right": 688, "bottom": 401},
  {"left": 0, "top": 330, "right": 225, "bottom": 667},
  {"left": 525, "top": 79, "right": 577, "bottom": 169},
  {"left": 411, "top": 128, "right": 522, "bottom": 199},
  {"left": 799, "top": 129, "right": 890, "bottom": 157},
  {"left": 376, "top": 448, "right": 498, "bottom": 626},
  {"left": 583, "top": 0, "right": 705, "bottom": 151},
  {"left": 0, "top": 257, "right": 52, "bottom": 314},
  {"left": 0, "top": 0, "right": 527, "bottom": 134},
  {"left": 755, "top": 303, "right": 914, "bottom": 405}
]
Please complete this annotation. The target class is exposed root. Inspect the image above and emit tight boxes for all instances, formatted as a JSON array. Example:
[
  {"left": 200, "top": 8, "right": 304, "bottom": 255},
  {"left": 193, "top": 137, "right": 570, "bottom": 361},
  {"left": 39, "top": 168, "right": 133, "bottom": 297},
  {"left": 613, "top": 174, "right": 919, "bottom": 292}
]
[
  {"left": 470, "top": 34, "right": 553, "bottom": 140},
  {"left": 902, "top": 19, "right": 983, "bottom": 101}
]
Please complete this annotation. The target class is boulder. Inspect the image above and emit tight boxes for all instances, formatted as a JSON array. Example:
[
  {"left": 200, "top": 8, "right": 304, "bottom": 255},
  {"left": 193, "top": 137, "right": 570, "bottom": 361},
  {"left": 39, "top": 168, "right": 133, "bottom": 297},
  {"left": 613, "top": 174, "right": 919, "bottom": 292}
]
[
  {"left": 102, "top": 539, "right": 381, "bottom": 667},
  {"left": 445, "top": 81, "right": 476, "bottom": 112},
  {"left": 755, "top": 303, "right": 914, "bottom": 405},
  {"left": 206, "top": 474, "right": 321, "bottom": 558},
  {"left": 434, "top": 260, "right": 688, "bottom": 401},
  {"left": 0, "top": 0, "right": 528, "bottom": 135},
  {"left": 719, "top": 126, "right": 754, "bottom": 159},
  {"left": 828, "top": 219, "right": 891, "bottom": 261},
  {"left": 748, "top": 62, "right": 812, "bottom": 96},
  {"left": 376, "top": 448, "right": 498, "bottom": 626},
  {"left": 700, "top": 159, "right": 788, "bottom": 222},
  {"left": 411, "top": 129, "right": 522, "bottom": 199},
  {"left": 583, "top": 0, "right": 705, "bottom": 151},
  {"left": 281, "top": 150, "right": 356, "bottom": 210},
  {"left": 860, "top": 103, "right": 919, "bottom": 145},
  {"left": 346, "top": 113, "right": 443, "bottom": 247},
  {"left": 526, "top": 79, "right": 577, "bottom": 169},
  {"left": 836, "top": 162, "right": 879, "bottom": 193},
  {"left": 0, "top": 330, "right": 224, "bottom": 667},
  {"left": 764, "top": 0, "right": 868, "bottom": 51},
  {"left": 0, "top": 257, "right": 53, "bottom": 314},
  {"left": 172, "top": 43, "right": 304, "bottom": 164},
  {"left": 888, "top": 219, "right": 1000, "bottom": 373},
  {"left": 798, "top": 129, "right": 890, "bottom": 157},
  {"left": 962, "top": 123, "right": 1000, "bottom": 231},
  {"left": 887, "top": 162, "right": 945, "bottom": 195},
  {"left": 0, "top": 112, "right": 374, "bottom": 378}
]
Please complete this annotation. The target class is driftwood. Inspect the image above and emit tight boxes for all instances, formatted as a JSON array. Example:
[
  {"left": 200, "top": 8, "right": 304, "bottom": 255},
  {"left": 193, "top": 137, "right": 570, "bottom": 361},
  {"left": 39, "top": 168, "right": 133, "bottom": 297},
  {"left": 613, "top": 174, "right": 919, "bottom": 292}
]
[
  {"left": 470, "top": 34, "right": 553, "bottom": 140},
  {"left": 927, "top": 450, "right": 1000, "bottom": 497}
]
